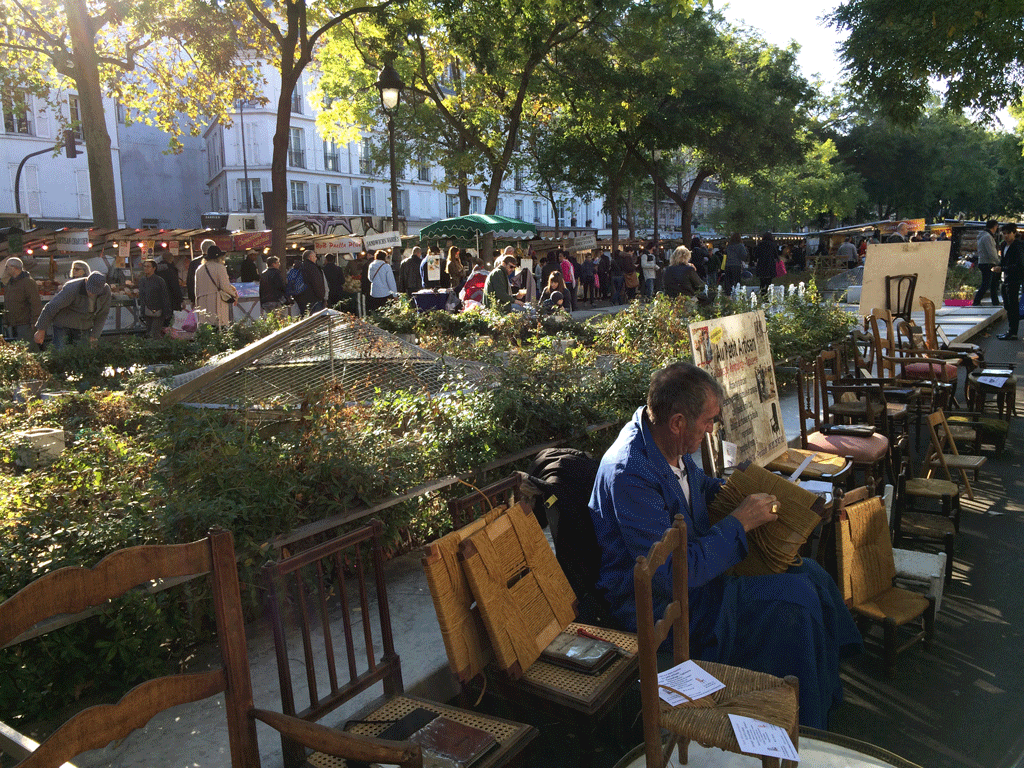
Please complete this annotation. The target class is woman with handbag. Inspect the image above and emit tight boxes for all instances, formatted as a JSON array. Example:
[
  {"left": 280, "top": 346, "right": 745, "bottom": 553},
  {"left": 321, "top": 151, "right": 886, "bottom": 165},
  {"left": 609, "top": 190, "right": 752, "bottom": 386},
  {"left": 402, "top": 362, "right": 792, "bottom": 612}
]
[{"left": 194, "top": 245, "right": 237, "bottom": 328}]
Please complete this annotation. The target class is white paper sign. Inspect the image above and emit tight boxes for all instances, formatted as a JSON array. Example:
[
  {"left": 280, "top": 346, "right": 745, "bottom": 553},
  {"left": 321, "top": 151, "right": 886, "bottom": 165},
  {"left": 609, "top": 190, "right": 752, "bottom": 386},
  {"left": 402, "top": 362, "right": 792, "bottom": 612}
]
[
  {"left": 728, "top": 714, "right": 800, "bottom": 762},
  {"left": 362, "top": 230, "right": 402, "bottom": 251},
  {"left": 315, "top": 236, "right": 363, "bottom": 255},
  {"left": 425, "top": 254, "right": 441, "bottom": 281},
  {"left": 571, "top": 233, "right": 597, "bottom": 251},
  {"left": 977, "top": 375, "right": 1009, "bottom": 389},
  {"left": 55, "top": 231, "right": 91, "bottom": 252},
  {"left": 657, "top": 660, "right": 725, "bottom": 706}
]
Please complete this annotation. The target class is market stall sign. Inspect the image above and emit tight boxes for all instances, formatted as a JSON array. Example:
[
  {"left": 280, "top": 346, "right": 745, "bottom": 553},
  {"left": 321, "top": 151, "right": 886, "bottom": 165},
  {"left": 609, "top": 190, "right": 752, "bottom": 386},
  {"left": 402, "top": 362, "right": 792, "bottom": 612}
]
[{"left": 363, "top": 231, "right": 402, "bottom": 251}]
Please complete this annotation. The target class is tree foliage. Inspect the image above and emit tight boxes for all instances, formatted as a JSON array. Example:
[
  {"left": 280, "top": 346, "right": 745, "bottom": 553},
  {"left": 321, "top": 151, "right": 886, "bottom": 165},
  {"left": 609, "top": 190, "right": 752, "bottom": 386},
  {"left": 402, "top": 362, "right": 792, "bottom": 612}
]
[{"left": 829, "top": 0, "right": 1024, "bottom": 123}]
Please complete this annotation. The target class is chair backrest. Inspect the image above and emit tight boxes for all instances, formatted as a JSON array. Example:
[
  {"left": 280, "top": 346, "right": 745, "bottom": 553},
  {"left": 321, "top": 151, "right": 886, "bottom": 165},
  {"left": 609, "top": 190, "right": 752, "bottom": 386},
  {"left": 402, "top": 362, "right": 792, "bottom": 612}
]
[
  {"left": 0, "top": 530, "right": 260, "bottom": 768},
  {"left": 837, "top": 495, "right": 896, "bottom": 607},
  {"left": 867, "top": 308, "right": 897, "bottom": 379},
  {"left": 793, "top": 356, "right": 822, "bottom": 445},
  {"left": 850, "top": 328, "right": 876, "bottom": 378},
  {"left": 816, "top": 348, "right": 851, "bottom": 423},
  {"left": 925, "top": 409, "right": 959, "bottom": 467},
  {"left": 918, "top": 295, "right": 942, "bottom": 351},
  {"left": 447, "top": 474, "right": 521, "bottom": 530},
  {"left": 262, "top": 519, "right": 401, "bottom": 763},
  {"left": 634, "top": 515, "right": 689, "bottom": 768},
  {"left": 884, "top": 273, "right": 918, "bottom": 321},
  {"left": 422, "top": 505, "right": 510, "bottom": 683}
]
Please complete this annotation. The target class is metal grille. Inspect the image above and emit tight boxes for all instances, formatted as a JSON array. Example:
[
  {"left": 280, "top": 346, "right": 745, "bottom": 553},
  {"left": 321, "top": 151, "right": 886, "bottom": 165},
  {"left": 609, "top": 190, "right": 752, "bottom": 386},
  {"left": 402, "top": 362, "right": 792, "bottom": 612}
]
[{"left": 163, "top": 310, "right": 489, "bottom": 409}]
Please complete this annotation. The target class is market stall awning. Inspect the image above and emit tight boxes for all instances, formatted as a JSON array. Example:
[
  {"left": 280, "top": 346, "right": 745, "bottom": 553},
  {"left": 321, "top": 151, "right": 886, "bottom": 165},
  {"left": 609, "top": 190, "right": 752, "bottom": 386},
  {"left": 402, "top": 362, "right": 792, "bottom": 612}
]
[{"left": 419, "top": 214, "right": 537, "bottom": 241}]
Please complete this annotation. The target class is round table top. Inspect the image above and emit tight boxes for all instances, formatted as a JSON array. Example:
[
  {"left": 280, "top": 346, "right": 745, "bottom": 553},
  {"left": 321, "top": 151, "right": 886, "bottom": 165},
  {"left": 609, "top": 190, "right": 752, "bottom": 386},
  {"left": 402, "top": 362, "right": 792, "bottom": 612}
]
[
  {"left": 967, "top": 369, "right": 1017, "bottom": 389},
  {"left": 613, "top": 728, "right": 922, "bottom": 768}
]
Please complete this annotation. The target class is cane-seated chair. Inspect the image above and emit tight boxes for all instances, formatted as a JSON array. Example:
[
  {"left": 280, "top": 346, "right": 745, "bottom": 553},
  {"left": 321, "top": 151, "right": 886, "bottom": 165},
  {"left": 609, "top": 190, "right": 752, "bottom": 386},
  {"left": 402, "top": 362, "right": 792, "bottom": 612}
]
[
  {"left": 918, "top": 295, "right": 984, "bottom": 370},
  {"left": 0, "top": 529, "right": 421, "bottom": 768},
  {"left": 635, "top": 514, "right": 799, "bottom": 768},
  {"left": 422, "top": 496, "right": 638, "bottom": 765},
  {"left": 837, "top": 495, "right": 935, "bottom": 677},
  {"left": 892, "top": 462, "right": 958, "bottom": 585},
  {"left": 263, "top": 519, "right": 535, "bottom": 768}
]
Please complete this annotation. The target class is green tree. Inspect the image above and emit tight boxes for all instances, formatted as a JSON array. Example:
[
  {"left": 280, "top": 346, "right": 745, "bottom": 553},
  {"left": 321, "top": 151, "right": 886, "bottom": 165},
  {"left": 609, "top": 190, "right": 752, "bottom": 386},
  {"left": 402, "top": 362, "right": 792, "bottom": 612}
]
[
  {"left": 829, "top": 0, "right": 1024, "bottom": 123},
  {"left": 1, "top": 0, "right": 261, "bottom": 228},
  {"left": 714, "top": 137, "right": 867, "bottom": 233}
]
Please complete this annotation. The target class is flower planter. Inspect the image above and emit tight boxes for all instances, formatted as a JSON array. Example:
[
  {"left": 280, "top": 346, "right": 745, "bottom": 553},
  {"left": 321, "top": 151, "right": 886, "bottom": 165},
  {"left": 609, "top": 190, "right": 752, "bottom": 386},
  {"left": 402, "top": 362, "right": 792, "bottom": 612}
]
[{"left": 943, "top": 299, "right": 973, "bottom": 307}]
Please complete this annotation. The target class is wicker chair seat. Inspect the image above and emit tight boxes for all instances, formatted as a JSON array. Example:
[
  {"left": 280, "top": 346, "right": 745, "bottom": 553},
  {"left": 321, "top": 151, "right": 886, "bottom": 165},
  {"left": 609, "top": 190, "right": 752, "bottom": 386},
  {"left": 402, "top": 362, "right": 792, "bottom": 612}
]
[
  {"left": 904, "top": 361, "right": 958, "bottom": 381},
  {"left": 850, "top": 586, "right": 932, "bottom": 625},
  {"left": 807, "top": 430, "right": 889, "bottom": 462},
  {"left": 901, "top": 511, "right": 955, "bottom": 539},
  {"left": 904, "top": 477, "right": 958, "bottom": 498},
  {"left": 658, "top": 661, "right": 798, "bottom": 752}
]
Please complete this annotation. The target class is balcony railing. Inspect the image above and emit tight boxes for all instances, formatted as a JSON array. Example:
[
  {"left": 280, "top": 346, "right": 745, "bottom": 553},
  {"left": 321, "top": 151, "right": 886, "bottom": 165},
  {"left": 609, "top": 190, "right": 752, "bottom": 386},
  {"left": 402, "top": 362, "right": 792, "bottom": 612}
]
[{"left": 288, "top": 150, "right": 306, "bottom": 168}]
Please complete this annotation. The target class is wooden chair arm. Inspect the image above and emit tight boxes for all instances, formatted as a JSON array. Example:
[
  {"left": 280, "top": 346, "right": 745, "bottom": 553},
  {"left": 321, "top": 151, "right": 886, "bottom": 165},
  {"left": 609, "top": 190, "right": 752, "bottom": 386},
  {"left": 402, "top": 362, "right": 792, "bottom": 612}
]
[{"left": 253, "top": 709, "right": 424, "bottom": 768}]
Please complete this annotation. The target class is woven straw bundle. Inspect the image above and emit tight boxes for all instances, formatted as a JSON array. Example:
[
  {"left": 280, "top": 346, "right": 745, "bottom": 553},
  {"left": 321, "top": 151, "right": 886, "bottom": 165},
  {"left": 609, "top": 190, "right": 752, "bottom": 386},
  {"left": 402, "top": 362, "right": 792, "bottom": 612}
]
[{"left": 709, "top": 463, "right": 825, "bottom": 576}]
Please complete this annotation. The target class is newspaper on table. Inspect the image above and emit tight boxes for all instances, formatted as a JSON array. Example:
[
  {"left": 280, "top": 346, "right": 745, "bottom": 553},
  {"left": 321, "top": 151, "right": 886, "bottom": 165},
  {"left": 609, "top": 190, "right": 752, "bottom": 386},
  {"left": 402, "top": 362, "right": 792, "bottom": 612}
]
[{"left": 689, "top": 310, "right": 787, "bottom": 467}]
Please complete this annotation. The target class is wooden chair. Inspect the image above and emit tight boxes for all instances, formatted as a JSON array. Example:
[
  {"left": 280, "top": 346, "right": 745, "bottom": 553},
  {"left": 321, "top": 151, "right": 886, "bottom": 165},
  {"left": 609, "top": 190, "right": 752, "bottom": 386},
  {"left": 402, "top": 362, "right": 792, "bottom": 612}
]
[
  {"left": 923, "top": 409, "right": 987, "bottom": 501},
  {"left": 837, "top": 494, "right": 935, "bottom": 677},
  {"left": 794, "top": 356, "right": 890, "bottom": 494},
  {"left": 885, "top": 273, "right": 918, "bottom": 322},
  {"left": 892, "top": 462, "right": 957, "bottom": 584},
  {"left": 634, "top": 515, "right": 799, "bottom": 768},
  {"left": 0, "top": 529, "right": 422, "bottom": 768},
  {"left": 422, "top": 500, "right": 639, "bottom": 767},
  {"left": 918, "top": 295, "right": 984, "bottom": 372},
  {"left": 263, "top": 519, "right": 536, "bottom": 768}
]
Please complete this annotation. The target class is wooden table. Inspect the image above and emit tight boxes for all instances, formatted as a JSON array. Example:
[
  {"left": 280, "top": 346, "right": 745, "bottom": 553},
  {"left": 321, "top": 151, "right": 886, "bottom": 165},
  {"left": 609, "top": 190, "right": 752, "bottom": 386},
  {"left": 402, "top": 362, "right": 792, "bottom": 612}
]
[{"left": 965, "top": 369, "right": 1017, "bottom": 420}]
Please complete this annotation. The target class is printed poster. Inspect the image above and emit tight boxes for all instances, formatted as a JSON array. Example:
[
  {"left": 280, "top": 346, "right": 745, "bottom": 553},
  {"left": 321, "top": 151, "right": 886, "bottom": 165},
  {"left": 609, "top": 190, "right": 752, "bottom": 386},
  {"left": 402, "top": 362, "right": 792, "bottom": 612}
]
[{"left": 689, "top": 310, "right": 787, "bottom": 466}]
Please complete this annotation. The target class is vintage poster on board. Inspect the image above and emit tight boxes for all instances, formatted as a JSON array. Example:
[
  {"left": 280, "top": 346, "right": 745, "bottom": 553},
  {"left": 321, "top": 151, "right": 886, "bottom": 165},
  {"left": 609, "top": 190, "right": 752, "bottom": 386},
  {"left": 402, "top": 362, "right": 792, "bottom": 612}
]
[{"left": 689, "top": 310, "right": 787, "bottom": 466}]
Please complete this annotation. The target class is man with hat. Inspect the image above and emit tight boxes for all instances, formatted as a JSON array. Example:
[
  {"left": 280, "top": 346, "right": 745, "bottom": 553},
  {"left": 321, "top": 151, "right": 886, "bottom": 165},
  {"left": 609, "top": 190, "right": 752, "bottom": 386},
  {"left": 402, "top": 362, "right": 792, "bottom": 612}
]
[
  {"left": 3, "top": 257, "right": 42, "bottom": 350},
  {"left": 33, "top": 271, "right": 112, "bottom": 349}
]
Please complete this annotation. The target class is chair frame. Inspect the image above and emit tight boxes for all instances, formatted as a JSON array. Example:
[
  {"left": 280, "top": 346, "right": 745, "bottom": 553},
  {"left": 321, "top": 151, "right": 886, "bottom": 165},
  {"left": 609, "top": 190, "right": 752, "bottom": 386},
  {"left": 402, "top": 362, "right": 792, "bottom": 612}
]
[
  {"left": 892, "top": 461, "right": 957, "bottom": 584},
  {"left": 0, "top": 529, "right": 423, "bottom": 768},
  {"left": 635, "top": 515, "right": 799, "bottom": 768},
  {"left": 263, "top": 519, "right": 535, "bottom": 768},
  {"left": 923, "top": 409, "right": 987, "bottom": 500}
]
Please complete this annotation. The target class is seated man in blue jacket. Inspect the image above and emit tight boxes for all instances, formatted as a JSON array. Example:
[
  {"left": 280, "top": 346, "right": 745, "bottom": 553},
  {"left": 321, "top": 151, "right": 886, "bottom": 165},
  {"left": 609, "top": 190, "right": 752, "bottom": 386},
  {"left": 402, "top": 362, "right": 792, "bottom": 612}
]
[{"left": 589, "top": 361, "right": 861, "bottom": 728}]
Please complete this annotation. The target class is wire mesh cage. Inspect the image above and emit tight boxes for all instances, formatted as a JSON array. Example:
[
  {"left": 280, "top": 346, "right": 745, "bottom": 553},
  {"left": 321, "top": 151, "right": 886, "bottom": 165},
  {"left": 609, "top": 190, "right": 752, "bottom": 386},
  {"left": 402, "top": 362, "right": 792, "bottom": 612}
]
[{"left": 162, "top": 310, "right": 490, "bottom": 410}]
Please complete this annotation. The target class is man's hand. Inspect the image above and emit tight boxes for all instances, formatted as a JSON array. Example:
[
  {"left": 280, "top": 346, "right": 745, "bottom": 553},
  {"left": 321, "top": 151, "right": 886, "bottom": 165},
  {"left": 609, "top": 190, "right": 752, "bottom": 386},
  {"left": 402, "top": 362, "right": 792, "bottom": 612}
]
[
  {"left": 730, "top": 493, "right": 779, "bottom": 533},
  {"left": 33, "top": 329, "right": 45, "bottom": 345}
]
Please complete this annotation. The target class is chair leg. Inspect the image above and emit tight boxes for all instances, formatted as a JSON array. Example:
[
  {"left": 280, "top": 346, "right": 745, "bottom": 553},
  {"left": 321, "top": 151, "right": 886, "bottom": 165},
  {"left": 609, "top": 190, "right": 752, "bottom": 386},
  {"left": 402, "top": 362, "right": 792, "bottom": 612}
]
[
  {"left": 923, "top": 598, "right": 936, "bottom": 646},
  {"left": 782, "top": 676, "right": 800, "bottom": 768},
  {"left": 883, "top": 618, "right": 898, "bottom": 677},
  {"left": 944, "top": 532, "right": 955, "bottom": 584}
]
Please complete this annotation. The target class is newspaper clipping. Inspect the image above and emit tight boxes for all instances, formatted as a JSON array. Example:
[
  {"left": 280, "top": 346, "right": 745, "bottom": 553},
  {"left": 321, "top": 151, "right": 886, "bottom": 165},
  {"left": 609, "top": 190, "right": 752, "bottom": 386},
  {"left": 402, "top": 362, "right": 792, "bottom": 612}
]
[{"left": 689, "top": 310, "right": 787, "bottom": 466}]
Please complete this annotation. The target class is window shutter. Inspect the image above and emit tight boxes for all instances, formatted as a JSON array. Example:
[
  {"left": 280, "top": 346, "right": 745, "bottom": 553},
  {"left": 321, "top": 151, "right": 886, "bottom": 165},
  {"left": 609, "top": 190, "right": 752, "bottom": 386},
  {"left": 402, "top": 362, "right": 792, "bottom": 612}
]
[
  {"left": 25, "top": 166, "right": 41, "bottom": 217},
  {"left": 76, "top": 169, "right": 91, "bottom": 219}
]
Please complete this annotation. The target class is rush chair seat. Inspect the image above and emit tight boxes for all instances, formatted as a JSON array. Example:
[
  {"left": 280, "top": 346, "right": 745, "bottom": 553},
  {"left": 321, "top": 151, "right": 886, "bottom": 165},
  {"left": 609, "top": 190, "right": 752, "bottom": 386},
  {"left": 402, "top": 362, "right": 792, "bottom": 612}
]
[
  {"left": 634, "top": 514, "right": 799, "bottom": 768},
  {"left": 837, "top": 494, "right": 935, "bottom": 677},
  {"left": 422, "top": 494, "right": 639, "bottom": 768},
  {"left": 262, "top": 519, "right": 536, "bottom": 768},
  {"left": 0, "top": 529, "right": 426, "bottom": 768}
]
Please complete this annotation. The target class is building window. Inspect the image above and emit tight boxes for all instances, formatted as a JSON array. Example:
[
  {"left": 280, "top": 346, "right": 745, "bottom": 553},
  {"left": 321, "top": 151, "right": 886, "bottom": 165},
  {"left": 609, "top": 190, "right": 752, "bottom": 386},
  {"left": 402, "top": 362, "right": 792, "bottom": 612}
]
[
  {"left": 446, "top": 194, "right": 459, "bottom": 218},
  {"left": 514, "top": 200, "right": 523, "bottom": 220},
  {"left": 360, "top": 185, "right": 375, "bottom": 214},
  {"left": 470, "top": 195, "right": 482, "bottom": 214},
  {"left": 417, "top": 157, "right": 430, "bottom": 182},
  {"left": 288, "top": 128, "right": 305, "bottom": 168},
  {"left": 533, "top": 201, "right": 542, "bottom": 223},
  {"left": 496, "top": 198, "right": 504, "bottom": 216},
  {"left": 514, "top": 169, "right": 524, "bottom": 191},
  {"left": 324, "top": 140, "right": 340, "bottom": 172},
  {"left": 3, "top": 91, "right": 33, "bottom": 135},
  {"left": 115, "top": 101, "right": 125, "bottom": 124},
  {"left": 290, "top": 83, "right": 303, "bottom": 114},
  {"left": 395, "top": 189, "right": 409, "bottom": 217},
  {"left": 290, "top": 180, "right": 308, "bottom": 211},
  {"left": 238, "top": 178, "right": 262, "bottom": 210},
  {"left": 68, "top": 96, "right": 85, "bottom": 140},
  {"left": 326, "top": 184, "right": 342, "bottom": 213},
  {"left": 358, "top": 140, "right": 372, "bottom": 175}
]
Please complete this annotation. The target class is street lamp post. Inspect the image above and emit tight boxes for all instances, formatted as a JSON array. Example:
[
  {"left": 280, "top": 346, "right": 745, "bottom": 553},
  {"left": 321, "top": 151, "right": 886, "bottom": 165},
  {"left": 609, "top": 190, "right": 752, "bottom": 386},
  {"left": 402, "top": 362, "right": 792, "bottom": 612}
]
[{"left": 375, "top": 63, "right": 404, "bottom": 233}]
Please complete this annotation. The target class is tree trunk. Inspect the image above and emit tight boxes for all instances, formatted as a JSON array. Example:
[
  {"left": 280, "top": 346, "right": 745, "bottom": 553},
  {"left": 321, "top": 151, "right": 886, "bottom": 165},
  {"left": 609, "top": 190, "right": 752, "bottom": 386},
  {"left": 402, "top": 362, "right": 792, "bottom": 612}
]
[
  {"left": 625, "top": 190, "right": 635, "bottom": 240},
  {"left": 269, "top": 69, "right": 299, "bottom": 262},
  {"left": 65, "top": 0, "right": 118, "bottom": 228},
  {"left": 608, "top": 172, "right": 620, "bottom": 257}
]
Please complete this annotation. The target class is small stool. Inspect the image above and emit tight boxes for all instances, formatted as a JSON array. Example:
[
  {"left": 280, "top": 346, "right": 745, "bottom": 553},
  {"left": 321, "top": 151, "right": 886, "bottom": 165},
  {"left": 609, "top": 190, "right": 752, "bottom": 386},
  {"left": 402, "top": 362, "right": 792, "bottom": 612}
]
[{"left": 966, "top": 371, "right": 1017, "bottom": 420}]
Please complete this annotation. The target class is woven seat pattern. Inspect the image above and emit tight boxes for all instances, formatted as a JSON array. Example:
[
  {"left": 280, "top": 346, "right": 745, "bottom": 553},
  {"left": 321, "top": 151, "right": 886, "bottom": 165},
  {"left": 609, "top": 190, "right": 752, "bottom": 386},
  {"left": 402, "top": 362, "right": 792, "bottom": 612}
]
[
  {"left": 904, "top": 478, "right": 958, "bottom": 498},
  {"left": 459, "top": 504, "right": 577, "bottom": 677},
  {"left": 657, "top": 661, "right": 798, "bottom": 751},
  {"left": 709, "top": 463, "right": 824, "bottom": 576},
  {"left": 422, "top": 506, "right": 509, "bottom": 682}
]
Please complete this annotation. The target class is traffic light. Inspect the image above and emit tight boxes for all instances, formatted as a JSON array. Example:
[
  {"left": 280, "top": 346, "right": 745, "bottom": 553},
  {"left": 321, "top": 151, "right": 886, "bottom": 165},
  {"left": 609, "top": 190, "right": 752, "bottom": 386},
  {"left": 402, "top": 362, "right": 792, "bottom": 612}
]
[{"left": 63, "top": 129, "right": 78, "bottom": 159}]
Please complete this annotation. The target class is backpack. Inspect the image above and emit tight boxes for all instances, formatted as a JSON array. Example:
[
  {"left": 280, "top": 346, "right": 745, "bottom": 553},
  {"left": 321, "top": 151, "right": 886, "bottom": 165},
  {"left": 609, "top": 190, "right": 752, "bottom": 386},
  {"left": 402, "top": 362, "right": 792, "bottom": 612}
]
[
  {"left": 520, "top": 448, "right": 612, "bottom": 627},
  {"left": 286, "top": 266, "right": 306, "bottom": 297}
]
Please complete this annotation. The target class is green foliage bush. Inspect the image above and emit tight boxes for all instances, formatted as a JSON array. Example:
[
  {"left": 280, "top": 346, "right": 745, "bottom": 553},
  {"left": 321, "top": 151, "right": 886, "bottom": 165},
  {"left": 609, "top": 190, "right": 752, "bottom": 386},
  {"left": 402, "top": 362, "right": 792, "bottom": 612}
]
[{"left": 0, "top": 289, "right": 854, "bottom": 723}]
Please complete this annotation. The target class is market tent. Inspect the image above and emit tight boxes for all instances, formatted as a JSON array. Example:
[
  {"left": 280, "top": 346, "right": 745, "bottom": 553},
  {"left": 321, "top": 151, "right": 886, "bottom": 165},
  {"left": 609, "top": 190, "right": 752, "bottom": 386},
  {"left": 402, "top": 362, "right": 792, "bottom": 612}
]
[{"left": 419, "top": 214, "right": 537, "bottom": 241}]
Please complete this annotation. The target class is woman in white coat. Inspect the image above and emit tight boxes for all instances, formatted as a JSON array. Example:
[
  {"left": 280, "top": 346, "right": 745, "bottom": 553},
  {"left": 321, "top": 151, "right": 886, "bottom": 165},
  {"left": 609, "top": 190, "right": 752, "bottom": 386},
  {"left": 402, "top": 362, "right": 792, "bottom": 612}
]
[{"left": 194, "top": 246, "right": 237, "bottom": 328}]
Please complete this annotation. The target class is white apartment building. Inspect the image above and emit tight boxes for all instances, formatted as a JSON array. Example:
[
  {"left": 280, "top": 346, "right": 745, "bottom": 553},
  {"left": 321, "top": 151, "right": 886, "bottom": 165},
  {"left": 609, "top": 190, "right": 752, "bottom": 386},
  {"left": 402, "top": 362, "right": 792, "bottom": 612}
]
[{"left": 0, "top": 90, "right": 124, "bottom": 228}]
